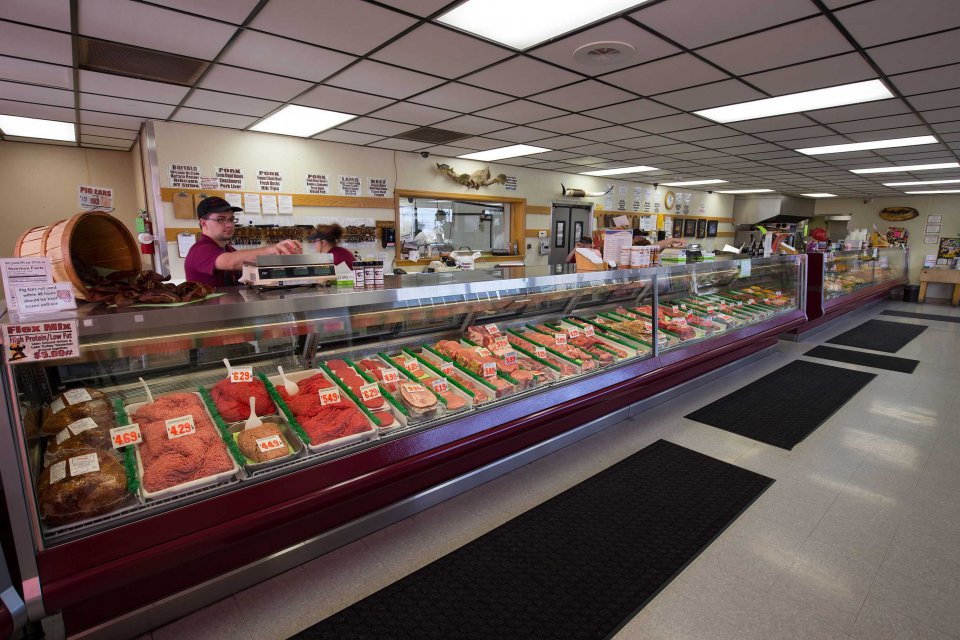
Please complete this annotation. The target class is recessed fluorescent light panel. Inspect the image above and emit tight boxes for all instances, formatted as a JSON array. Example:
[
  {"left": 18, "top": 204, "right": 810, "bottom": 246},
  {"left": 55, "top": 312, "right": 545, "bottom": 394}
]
[
  {"left": 580, "top": 166, "right": 658, "bottom": 176},
  {"left": 796, "top": 135, "right": 938, "bottom": 155},
  {"left": 715, "top": 189, "right": 774, "bottom": 194},
  {"left": 800, "top": 193, "right": 837, "bottom": 198},
  {"left": 661, "top": 179, "right": 728, "bottom": 187},
  {"left": 850, "top": 162, "right": 960, "bottom": 174},
  {"left": 250, "top": 105, "right": 356, "bottom": 137},
  {"left": 437, "top": 0, "right": 651, "bottom": 50},
  {"left": 695, "top": 80, "right": 893, "bottom": 124},
  {"left": 883, "top": 179, "right": 960, "bottom": 187},
  {"left": 0, "top": 114, "right": 75, "bottom": 141},
  {"left": 904, "top": 189, "right": 960, "bottom": 194},
  {"left": 458, "top": 144, "right": 550, "bottom": 161}
]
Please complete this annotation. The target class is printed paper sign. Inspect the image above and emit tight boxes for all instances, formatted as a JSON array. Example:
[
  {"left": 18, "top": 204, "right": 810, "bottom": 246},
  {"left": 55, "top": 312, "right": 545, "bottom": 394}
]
[
  {"left": 493, "top": 336, "right": 509, "bottom": 351},
  {"left": 584, "top": 325, "right": 595, "bottom": 338},
  {"left": 484, "top": 324, "right": 499, "bottom": 335},
  {"left": 67, "top": 417, "right": 98, "bottom": 436},
  {"left": 475, "top": 347, "right": 492, "bottom": 357},
  {"left": 256, "top": 170, "right": 283, "bottom": 192},
  {"left": 255, "top": 434, "right": 285, "bottom": 453},
  {"left": 306, "top": 174, "right": 329, "bottom": 194},
  {"left": 278, "top": 195, "right": 294, "bottom": 214},
  {"left": 1, "top": 257, "right": 52, "bottom": 313},
  {"left": 431, "top": 378, "right": 448, "bottom": 394},
  {"left": 243, "top": 193, "right": 261, "bottom": 214},
  {"left": 78, "top": 184, "right": 113, "bottom": 209},
  {"left": 367, "top": 177, "right": 389, "bottom": 197},
  {"left": 200, "top": 177, "right": 218, "bottom": 190},
  {"left": 481, "top": 361, "right": 497, "bottom": 378},
  {"left": 169, "top": 164, "right": 200, "bottom": 189},
  {"left": 229, "top": 366, "right": 253, "bottom": 383},
  {"left": 49, "top": 461, "right": 66, "bottom": 484},
  {"left": 505, "top": 176, "right": 517, "bottom": 191},
  {"left": 534, "top": 346, "right": 547, "bottom": 358},
  {"left": 215, "top": 167, "right": 244, "bottom": 191},
  {"left": 403, "top": 358, "right": 421, "bottom": 373},
  {"left": 554, "top": 333, "right": 567, "bottom": 346},
  {"left": 110, "top": 423, "right": 142, "bottom": 448},
  {"left": 13, "top": 283, "right": 76, "bottom": 316},
  {"left": 567, "top": 328, "right": 581, "bottom": 340},
  {"left": 439, "top": 361, "right": 454, "bottom": 375},
  {"left": 359, "top": 383, "right": 381, "bottom": 402},
  {"left": 339, "top": 175, "right": 362, "bottom": 196},
  {"left": 165, "top": 415, "right": 196, "bottom": 439},
  {"left": 2, "top": 320, "right": 79, "bottom": 364},
  {"left": 403, "top": 383, "right": 425, "bottom": 394},
  {"left": 261, "top": 195, "right": 279, "bottom": 215},
  {"left": 224, "top": 193, "right": 243, "bottom": 209},
  {"left": 503, "top": 351, "right": 517, "bottom": 367},
  {"left": 382, "top": 368, "right": 400, "bottom": 384},
  {"left": 64, "top": 388, "right": 91, "bottom": 404},
  {"left": 318, "top": 387, "right": 342, "bottom": 406},
  {"left": 68, "top": 452, "right": 100, "bottom": 476}
]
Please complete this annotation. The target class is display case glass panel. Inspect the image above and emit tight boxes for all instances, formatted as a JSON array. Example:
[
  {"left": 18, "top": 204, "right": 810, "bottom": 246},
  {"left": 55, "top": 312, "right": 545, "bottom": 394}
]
[{"left": 823, "top": 247, "right": 907, "bottom": 300}]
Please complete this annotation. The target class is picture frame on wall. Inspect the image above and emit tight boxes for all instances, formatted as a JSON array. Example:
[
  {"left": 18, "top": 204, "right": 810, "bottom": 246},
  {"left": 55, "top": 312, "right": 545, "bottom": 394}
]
[
  {"left": 925, "top": 224, "right": 942, "bottom": 234},
  {"left": 706, "top": 220, "right": 718, "bottom": 238},
  {"left": 683, "top": 218, "right": 697, "bottom": 237},
  {"left": 672, "top": 218, "right": 683, "bottom": 237},
  {"left": 696, "top": 218, "right": 706, "bottom": 238},
  {"left": 927, "top": 215, "right": 943, "bottom": 223}
]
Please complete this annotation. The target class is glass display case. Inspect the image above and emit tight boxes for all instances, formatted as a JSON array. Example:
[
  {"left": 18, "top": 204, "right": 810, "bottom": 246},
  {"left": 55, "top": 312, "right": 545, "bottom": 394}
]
[{"left": 0, "top": 255, "right": 805, "bottom": 636}]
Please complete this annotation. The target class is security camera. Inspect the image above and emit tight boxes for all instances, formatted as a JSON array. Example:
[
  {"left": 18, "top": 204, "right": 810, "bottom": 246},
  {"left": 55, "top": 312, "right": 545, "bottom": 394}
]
[
  {"left": 864, "top": 197, "right": 873, "bottom": 204},
  {"left": 707, "top": 190, "right": 713, "bottom": 194},
  {"left": 653, "top": 183, "right": 658, "bottom": 189},
  {"left": 420, "top": 151, "right": 430, "bottom": 158}
]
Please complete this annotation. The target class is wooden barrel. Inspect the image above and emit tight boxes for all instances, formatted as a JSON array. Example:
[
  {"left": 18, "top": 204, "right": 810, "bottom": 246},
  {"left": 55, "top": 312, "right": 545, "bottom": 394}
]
[{"left": 14, "top": 212, "right": 142, "bottom": 300}]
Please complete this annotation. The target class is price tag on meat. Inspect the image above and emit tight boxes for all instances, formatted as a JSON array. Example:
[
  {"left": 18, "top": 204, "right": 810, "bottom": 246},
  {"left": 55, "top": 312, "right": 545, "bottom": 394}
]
[
  {"left": 706, "top": 306, "right": 715, "bottom": 314},
  {"left": 672, "top": 306, "right": 679, "bottom": 314},
  {"left": 583, "top": 325, "right": 595, "bottom": 338},
  {"left": 403, "top": 383, "right": 425, "bottom": 394},
  {"left": 763, "top": 298, "right": 771, "bottom": 304},
  {"left": 359, "top": 383, "right": 381, "bottom": 402},
  {"left": 475, "top": 347, "right": 492, "bottom": 357},
  {"left": 680, "top": 304, "right": 687, "bottom": 310},
  {"left": 110, "top": 423, "right": 142, "bottom": 449},
  {"left": 255, "top": 434, "right": 285, "bottom": 453},
  {"left": 503, "top": 351, "right": 517, "bottom": 366},
  {"left": 567, "top": 328, "right": 581, "bottom": 340},
  {"left": 673, "top": 317, "right": 688, "bottom": 327},
  {"left": 431, "top": 378, "right": 448, "bottom": 393},
  {"left": 554, "top": 333, "right": 567, "bottom": 346},
  {"left": 318, "top": 387, "right": 341, "bottom": 406},
  {"left": 403, "top": 358, "right": 421, "bottom": 374},
  {"left": 534, "top": 346, "right": 547, "bottom": 358},
  {"left": 229, "top": 366, "right": 253, "bottom": 383},
  {"left": 736, "top": 301, "right": 743, "bottom": 307},
  {"left": 747, "top": 299, "right": 755, "bottom": 305},
  {"left": 484, "top": 323, "right": 499, "bottom": 335},
  {"left": 439, "top": 361, "right": 454, "bottom": 375},
  {"left": 68, "top": 452, "right": 100, "bottom": 476},
  {"left": 382, "top": 367, "right": 400, "bottom": 384},
  {"left": 481, "top": 362, "right": 497, "bottom": 378},
  {"left": 775, "top": 290, "right": 782, "bottom": 296},
  {"left": 166, "top": 415, "right": 196, "bottom": 439}
]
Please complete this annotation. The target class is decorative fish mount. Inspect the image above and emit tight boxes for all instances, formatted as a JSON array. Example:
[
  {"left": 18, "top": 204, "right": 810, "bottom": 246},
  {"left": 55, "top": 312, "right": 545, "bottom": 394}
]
[
  {"left": 435, "top": 163, "right": 507, "bottom": 190},
  {"left": 879, "top": 206, "right": 919, "bottom": 221},
  {"left": 561, "top": 183, "right": 614, "bottom": 198}
]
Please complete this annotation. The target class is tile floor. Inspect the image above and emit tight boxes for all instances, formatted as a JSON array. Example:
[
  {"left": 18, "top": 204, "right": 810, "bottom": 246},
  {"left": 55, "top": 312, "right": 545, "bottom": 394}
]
[{"left": 44, "top": 301, "right": 960, "bottom": 639}]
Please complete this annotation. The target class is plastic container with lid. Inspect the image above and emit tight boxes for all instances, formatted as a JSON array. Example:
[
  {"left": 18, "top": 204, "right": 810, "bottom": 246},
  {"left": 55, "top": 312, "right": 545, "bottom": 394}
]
[
  {"left": 364, "top": 261, "right": 375, "bottom": 289},
  {"left": 354, "top": 261, "right": 365, "bottom": 289}
]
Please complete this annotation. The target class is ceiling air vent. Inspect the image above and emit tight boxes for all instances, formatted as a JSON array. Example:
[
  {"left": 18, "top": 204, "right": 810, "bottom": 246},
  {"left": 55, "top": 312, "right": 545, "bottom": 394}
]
[
  {"left": 79, "top": 37, "right": 208, "bottom": 85},
  {"left": 395, "top": 127, "right": 470, "bottom": 145},
  {"left": 573, "top": 41, "right": 637, "bottom": 66}
]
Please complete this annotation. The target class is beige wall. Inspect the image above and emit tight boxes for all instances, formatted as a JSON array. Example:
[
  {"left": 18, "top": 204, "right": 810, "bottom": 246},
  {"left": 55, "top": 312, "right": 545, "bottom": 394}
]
[{"left": 0, "top": 140, "right": 140, "bottom": 258}]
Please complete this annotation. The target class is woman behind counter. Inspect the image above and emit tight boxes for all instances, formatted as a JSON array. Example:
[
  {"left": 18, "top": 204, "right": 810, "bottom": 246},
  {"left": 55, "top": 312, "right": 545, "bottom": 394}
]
[{"left": 309, "top": 223, "right": 354, "bottom": 269}]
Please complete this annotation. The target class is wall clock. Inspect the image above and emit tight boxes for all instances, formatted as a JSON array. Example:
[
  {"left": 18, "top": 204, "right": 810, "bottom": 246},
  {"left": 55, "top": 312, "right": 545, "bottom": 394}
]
[{"left": 664, "top": 191, "right": 676, "bottom": 210}]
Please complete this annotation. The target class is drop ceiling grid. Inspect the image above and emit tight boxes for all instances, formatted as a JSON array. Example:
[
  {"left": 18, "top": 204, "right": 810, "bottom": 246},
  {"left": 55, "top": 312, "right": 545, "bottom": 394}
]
[{"left": 0, "top": 1, "right": 959, "bottom": 195}]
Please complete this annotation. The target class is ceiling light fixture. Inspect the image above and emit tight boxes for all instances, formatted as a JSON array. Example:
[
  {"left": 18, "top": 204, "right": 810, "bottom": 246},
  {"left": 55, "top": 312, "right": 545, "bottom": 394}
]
[
  {"left": 903, "top": 189, "right": 960, "bottom": 194},
  {"left": 715, "top": 189, "right": 774, "bottom": 194},
  {"left": 0, "top": 114, "right": 75, "bottom": 141},
  {"left": 695, "top": 80, "right": 893, "bottom": 124},
  {"left": 580, "top": 165, "right": 658, "bottom": 176},
  {"left": 795, "top": 135, "right": 938, "bottom": 155},
  {"left": 800, "top": 193, "right": 837, "bottom": 198},
  {"left": 660, "top": 179, "right": 728, "bottom": 187},
  {"left": 458, "top": 144, "right": 551, "bottom": 161},
  {"left": 250, "top": 105, "right": 356, "bottom": 137},
  {"left": 850, "top": 162, "right": 960, "bottom": 174},
  {"left": 437, "top": 0, "right": 651, "bottom": 50},
  {"left": 883, "top": 178, "right": 960, "bottom": 187}
]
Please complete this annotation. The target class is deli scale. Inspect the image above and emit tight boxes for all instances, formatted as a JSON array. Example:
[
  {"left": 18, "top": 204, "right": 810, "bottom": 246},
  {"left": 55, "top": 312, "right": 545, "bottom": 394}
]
[{"left": 240, "top": 254, "right": 336, "bottom": 289}]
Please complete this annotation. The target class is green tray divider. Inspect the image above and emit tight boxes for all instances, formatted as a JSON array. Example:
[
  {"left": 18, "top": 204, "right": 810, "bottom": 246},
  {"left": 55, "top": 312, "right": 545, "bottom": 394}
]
[
  {"left": 317, "top": 362, "right": 386, "bottom": 423},
  {"left": 423, "top": 345, "right": 499, "bottom": 392},
  {"left": 197, "top": 386, "right": 246, "bottom": 468},
  {"left": 113, "top": 398, "right": 139, "bottom": 495},
  {"left": 503, "top": 330, "right": 562, "bottom": 372},
  {"left": 406, "top": 348, "right": 475, "bottom": 399},
  {"left": 344, "top": 357, "right": 409, "bottom": 417},
  {"left": 258, "top": 373, "right": 310, "bottom": 447}
]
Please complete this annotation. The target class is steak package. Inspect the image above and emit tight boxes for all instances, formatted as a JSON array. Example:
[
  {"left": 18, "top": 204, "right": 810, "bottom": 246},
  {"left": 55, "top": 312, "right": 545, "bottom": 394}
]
[{"left": 37, "top": 448, "right": 132, "bottom": 526}]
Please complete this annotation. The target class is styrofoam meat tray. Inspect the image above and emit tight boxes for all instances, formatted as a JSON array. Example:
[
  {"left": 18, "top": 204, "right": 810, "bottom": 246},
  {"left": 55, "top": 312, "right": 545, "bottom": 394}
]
[{"left": 228, "top": 413, "right": 304, "bottom": 472}]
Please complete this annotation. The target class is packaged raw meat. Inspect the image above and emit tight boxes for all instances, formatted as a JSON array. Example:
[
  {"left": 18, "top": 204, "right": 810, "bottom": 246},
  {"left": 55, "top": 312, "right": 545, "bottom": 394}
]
[
  {"left": 519, "top": 328, "right": 597, "bottom": 371},
  {"left": 45, "top": 412, "right": 118, "bottom": 465},
  {"left": 276, "top": 373, "right": 375, "bottom": 446},
  {"left": 41, "top": 387, "right": 114, "bottom": 436},
  {"left": 506, "top": 334, "right": 578, "bottom": 377},
  {"left": 210, "top": 377, "right": 276, "bottom": 422},
  {"left": 38, "top": 448, "right": 132, "bottom": 526},
  {"left": 325, "top": 360, "right": 386, "bottom": 412}
]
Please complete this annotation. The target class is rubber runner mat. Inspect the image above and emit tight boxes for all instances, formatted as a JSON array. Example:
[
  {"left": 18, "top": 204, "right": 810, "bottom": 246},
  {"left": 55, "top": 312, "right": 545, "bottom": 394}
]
[
  {"left": 291, "top": 440, "right": 773, "bottom": 640},
  {"left": 805, "top": 345, "right": 919, "bottom": 374},
  {"left": 685, "top": 360, "right": 875, "bottom": 450},
  {"left": 826, "top": 319, "right": 927, "bottom": 353},
  {"left": 882, "top": 310, "right": 960, "bottom": 324}
]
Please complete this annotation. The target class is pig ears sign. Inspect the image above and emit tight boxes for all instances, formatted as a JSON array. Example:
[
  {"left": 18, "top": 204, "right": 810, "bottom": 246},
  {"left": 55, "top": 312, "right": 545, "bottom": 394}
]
[
  {"left": 78, "top": 184, "right": 114, "bottom": 209},
  {"left": 2, "top": 321, "right": 79, "bottom": 364}
]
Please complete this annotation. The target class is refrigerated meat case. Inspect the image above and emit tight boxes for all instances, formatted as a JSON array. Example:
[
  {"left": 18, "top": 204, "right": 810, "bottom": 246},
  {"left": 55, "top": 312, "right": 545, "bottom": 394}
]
[
  {"left": 794, "top": 247, "right": 907, "bottom": 335},
  {"left": 0, "top": 256, "right": 806, "bottom": 637}
]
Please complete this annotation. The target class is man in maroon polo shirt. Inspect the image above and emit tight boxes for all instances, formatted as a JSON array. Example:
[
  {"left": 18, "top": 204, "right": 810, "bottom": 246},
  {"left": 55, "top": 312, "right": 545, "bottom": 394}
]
[{"left": 185, "top": 196, "right": 302, "bottom": 287}]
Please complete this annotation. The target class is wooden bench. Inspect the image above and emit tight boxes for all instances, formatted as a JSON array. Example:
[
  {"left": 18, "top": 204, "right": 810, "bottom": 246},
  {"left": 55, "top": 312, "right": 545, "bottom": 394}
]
[{"left": 919, "top": 268, "right": 960, "bottom": 306}]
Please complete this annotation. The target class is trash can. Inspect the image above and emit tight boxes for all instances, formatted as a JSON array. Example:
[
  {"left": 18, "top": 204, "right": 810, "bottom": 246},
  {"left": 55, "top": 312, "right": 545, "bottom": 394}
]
[{"left": 903, "top": 285, "right": 920, "bottom": 302}]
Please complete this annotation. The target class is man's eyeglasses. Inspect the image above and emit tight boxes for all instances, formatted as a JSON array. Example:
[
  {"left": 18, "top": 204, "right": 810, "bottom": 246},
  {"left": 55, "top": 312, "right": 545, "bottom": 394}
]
[{"left": 204, "top": 216, "right": 238, "bottom": 225}]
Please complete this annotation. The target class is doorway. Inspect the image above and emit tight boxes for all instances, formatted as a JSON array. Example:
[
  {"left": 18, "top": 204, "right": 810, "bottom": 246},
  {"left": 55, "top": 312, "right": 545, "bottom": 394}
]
[{"left": 549, "top": 204, "right": 592, "bottom": 264}]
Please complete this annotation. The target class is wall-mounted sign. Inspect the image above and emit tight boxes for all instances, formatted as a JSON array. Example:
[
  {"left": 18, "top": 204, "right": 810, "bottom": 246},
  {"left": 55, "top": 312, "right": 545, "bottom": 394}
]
[
  {"left": 367, "top": 177, "right": 389, "bottom": 197},
  {"left": 169, "top": 164, "right": 200, "bottom": 189},
  {"left": 256, "top": 170, "right": 283, "bottom": 192},
  {"left": 305, "top": 173, "right": 329, "bottom": 194},
  {"left": 339, "top": 175, "right": 361, "bottom": 196},
  {"left": 215, "top": 167, "right": 244, "bottom": 190},
  {"left": 77, "top": 184, "right": 113, "bottom": 209}
]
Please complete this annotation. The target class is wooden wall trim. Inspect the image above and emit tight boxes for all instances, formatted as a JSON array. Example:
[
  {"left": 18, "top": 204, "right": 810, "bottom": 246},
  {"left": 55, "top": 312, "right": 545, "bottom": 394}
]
[
  {"left": 160, "top": 187, "right": 392, "bottom": 209},
  {"left": 526, "top": 205, "right": 550, "bottom": 214}
]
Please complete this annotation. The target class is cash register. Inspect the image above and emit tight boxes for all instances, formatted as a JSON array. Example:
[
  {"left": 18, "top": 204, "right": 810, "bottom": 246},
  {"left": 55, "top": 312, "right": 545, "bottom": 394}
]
[{"left": 240, "top": 254, "right": 336, "bottom": 289}]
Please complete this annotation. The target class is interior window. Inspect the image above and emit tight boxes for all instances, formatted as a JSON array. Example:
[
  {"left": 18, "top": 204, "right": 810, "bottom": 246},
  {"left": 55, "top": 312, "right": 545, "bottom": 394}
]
[{"left": 399, "top": 198, "right": 510, "bottom": 256}]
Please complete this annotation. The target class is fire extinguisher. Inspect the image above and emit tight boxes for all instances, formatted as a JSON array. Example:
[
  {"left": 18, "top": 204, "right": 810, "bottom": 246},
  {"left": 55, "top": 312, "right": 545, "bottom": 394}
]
[{"left": 137, "top": 209, "right": 155, "bottom": 255}]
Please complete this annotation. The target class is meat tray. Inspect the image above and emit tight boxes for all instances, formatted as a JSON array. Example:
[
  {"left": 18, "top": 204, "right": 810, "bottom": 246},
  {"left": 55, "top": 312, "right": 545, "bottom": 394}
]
[
  {"left": 406, "top": 349, "right": 497, "bottom": 405},
  {"left": 372, "top": 353, "right": 459, "bottom": 418},
  {"left": 227, "top": 414, "right": 304, "bottom": 473},
  {"left": 555, "top": 319, "right": 645, "bottom": 359},
  {"left": 417, "top": 346, "right": 504, "bottom": 402},
  {"left": 322, "top": 359, "right": 408, "bottom": 433}
]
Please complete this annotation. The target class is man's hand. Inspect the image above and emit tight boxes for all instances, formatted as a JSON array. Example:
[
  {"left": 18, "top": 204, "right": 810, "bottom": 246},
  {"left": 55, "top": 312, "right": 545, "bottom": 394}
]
[{"left": 269, "top": 239, "right": 303, "bottom": 255}]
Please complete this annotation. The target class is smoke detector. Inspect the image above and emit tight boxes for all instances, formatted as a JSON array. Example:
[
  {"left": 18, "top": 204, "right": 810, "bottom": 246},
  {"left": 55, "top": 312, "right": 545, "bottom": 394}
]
[{"left": 573, "top": 41, "right": 636, "bottom": 66}]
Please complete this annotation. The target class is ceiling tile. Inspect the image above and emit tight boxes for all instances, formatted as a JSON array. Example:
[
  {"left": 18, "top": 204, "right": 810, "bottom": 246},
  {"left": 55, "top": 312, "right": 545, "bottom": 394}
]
[
  {"left": 460, "top": 57, "right": 581, "bottom": 97},
  {"left": 0, "top": 0, "right": 70, "bottom": 31},
  {"left": 81, "top": 142, "right": 132, "bottom": 150},
  {"left": 293, "top": 85, "right": 394, "bottom": 114},
  {"left": 79, "top": 110, "right": 143, "bottom": 129},
  {"left": 654, "top": 79, "right": 765, "bottom": 111},
  {"left": 487, "top": 125, "right": 555, "bottom": 143},
  {"left": 831, "top": 113, "right": 924, "bottom": 133},
  {"left": 602, "top": 54, "right": 727, "bottom": 95},
  {"left": 80, "top": 134, "right": 130, "bottom": 148},
  {"left": 582, "top": 99, "right": 679, "bottom": 123},
  {"left": 313, "top": 129, "right": 385, "bottom": 145},
  {"left": 371, "top": 101, "right": 458, "bottom": 125},
  {"left": 533, "top": 150, "right": 582, "bottom": 161},
  {"left": 745, "top": 53, "right": 876, "bottom": 95},
  {"left": 565, "top": 142, "right": 623, "bottom": 155},
  {"left": 723, "top": 142, "right": 784, "bottom": 155},
  {"left": 495, "top": 156, "right": 545, "bottom": 166},
  {"left": 371, "top": 24, "right": 511, "bottom": 78},
  {"left": 529, "top": 80, "right": 635, "bottom": 112},
  {"left": 199, "top": 65, "right": 313, "bottom": 101},
  {"left": 616, "top": 134, "right": 676, "bottom": 148},
  {"left": 630, "top": 113, "right": 713, "bottom": 134},
  {"left": 340, "top": 117, "right": 412, "bottom": 136},
  {"left": 410, "top": 83, "right": 511, "bottom": 112},
  {"left": 474, "top": 100, "right": 566, "bottom": 124},
  {"left": 146, "top": 0, "right": 260, "bottom": 24},
  {"left": 431, "top": 115, "right": 511, "bottom": 135},
  {"left": 633, "top": 0, "right": 818, "bottom": 49},
  {"left": 836, "top": 0, "right": 960, "bottom": 48},
  {"left": 80, "top": 125, "right": 139, "bottom": 138},
  {"left": 575, "top": 125, "right": 644, "bottom": 142},
  {"left": 251, "top": 0, "right": 417, "bottom": 56},
  {"left": 378, "top": 0, "right": 451, "bottom": 16},
  {"left": 867, "top": 30, "right": 960, "bottom": 75},
  {"left": 663, "top": 125, "right": 738, "bottom": 141},
  {"left": 669, "top": 150, "right": 731, "bottom": 160},
  {"left": 933, "top": 121, "right": 960, "bottom": 134},
  {"left": 531, "top": 113, "right": 608, "bottom": 134},
  {"left": 183, "top": 89, "right": 282, "bottom": 117},
  {"left": 756, "top": 125, "right": 836, "bottom": 142},
  {"left": 807, "top": 99, "right": 910, "bottom": 123},
  {"left": 600, "top": 150, "right": 652, "bottom": 161},
  {"left": 530, "top": 19, "right": 680, "bottom": 75},
  {"left": 0, "top": 55, "right": 71, "bottom": 89},
  {"left": 0, "top": 80, "right": 73, "bottom": 107},
  {"left": 171, "top": 108, "right": 256, "bottom": 129},
  {"left": 79, "top": 94, "right": 174, "bottom": 119},
  {"left": 526, "top": 161, "right": 574, "bottom": 171},
  {"left": 79, "top": 70, "right": 189, "bottom": 104},
  {"left": 644, "top": 142, "right": 702, "bottom": 154},
  {"left": 420, "top": 145, "right": 475, "bottom": 158},
  {"left": 452, "top": 136, "right": 508, "bottom": 150},
  {"left": 920, "top": 106, "right": 960, "bottom": 123},
  {"left": 697, "top": 134, "right": 773, "bottom": 148},
  {"left": 367, "top": 138, "right": 429, "bottom": 151},
  {"left": 79, "top": 0, "right": 235, "bottom": 60},
  {"left": 908, "top": 88, "right": 960, "bottom": 111},
  {"left": 564, "top": 156, "right": 612, "bottom": 166},
  {"left": 529, "top": 135, "right": 592, "bottom": 149},
  {"left": 220, "top": 30, "right": 355, "bottom": 82},
  {"left": 0, "top": 98, "right": 74, "bottom": 121},
  {"left": 328, "top": 60, "right": 444, "bottom": 99},
  {"left": 0, "top": 20, "right": 71, "bottom": 65},
  {"left": 890, "top": 63, "right": 960, "bottom": 95}
]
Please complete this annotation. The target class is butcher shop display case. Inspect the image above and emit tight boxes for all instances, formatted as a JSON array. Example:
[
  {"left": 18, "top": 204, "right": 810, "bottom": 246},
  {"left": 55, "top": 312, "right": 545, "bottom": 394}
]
[
  {"left": 796, "top": 247, "right": 907, "bottom": 334},
  {"left": 0, "top": 255, "right": 806, "bottom": 637}
]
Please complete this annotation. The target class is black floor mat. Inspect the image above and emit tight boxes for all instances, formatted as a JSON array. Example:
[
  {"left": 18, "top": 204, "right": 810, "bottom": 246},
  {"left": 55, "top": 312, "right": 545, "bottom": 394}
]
[
  {"left": 826, "top": 319, "right": 928, "bottom": 353},
  {"left": 685, "top": 360, "right": 876, "bottom": 450},
  {"left": 882, "top": 310, "right": 960, "bottom": 324},
  {"left": 291, "top": 440, "right": 773, "bottom": 640},
  {"left": 805, "top": 345, "right": 919, "bottom": 373}
]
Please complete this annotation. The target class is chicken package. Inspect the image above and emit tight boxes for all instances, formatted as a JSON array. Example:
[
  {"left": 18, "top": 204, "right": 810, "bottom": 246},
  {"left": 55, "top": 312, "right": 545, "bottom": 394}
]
[
  {"left": 210, "top": 377, "right": 276, "bottom": 422},
  {"left": 41, "top": 387, "right": 113, "bottom": 436},
  {"left": 277, "top": 373, "right": 374, "bottom": 446},
  {"left": 38, "top": 448, "right": 132, "bottom": 526},
  {"left": 133, "top": 393, "right": 235, "bottom": 494},
  {"left": 45, "top": 412, "right": 118, "bottom": 465},
  {"left": 236, "top": 422, "right": 290, "bottom": 463}
]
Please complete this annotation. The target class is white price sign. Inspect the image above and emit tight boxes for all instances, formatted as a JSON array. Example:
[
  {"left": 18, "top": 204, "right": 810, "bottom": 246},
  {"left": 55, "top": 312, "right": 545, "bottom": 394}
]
[
  {"left": 567, "top": 328, "right": 581, "bottom": 340},
  {"left": 439, "top": 361, "right": 454, "bottom": 375},
  {"left": 403, "top": 383, "right": 425, "bottom": 394},
  {"left": 484, "top": 323, "right": 499, "bottom": 335},
  {"left": 583, "top": 325, "right": 595, "bottom": 338},
  {"left": 503, "top": 351, "right": 517, "bottom": 366},
  {"left": 554, "top": 333, "right": 567, "bottom": 346},
  {"left": 165, "top": 415, "right": 196, "bottom": 439},
  {"left": 672, "top": 306, "right": 679, "bottom": 314},
  {"left": 481, "top": 362, "right": 497, "bottom": 378},
  {"left": 359, "top": 383, "right": 381, "bottom": 402},
  {"left": 382, "top": 367, "right": 400, "bottom": 384},
  {"left": 318, "top": 387, "right": 341, "bottom": 406},
  {"left": 431, "top": 378, "right": 448, "bottom": 394},
  {"left": 493, "top": 336, "right": 509, "bottom": 351},
  {"left": 229, "top": 366, "right": 253, "bottom": 383},
  {"left": 475, "top": 347, "right": 492, "bottom": 357},
  {"left": 110, "top": 423, "right": 142, "bottom": 449},
  {"left": 255, "top": 434, "right": 285, "bottom": 453},
  {"left": 403, "top": 358, "right": 421, "bottom": 374},
  {"left": 534, "top": 346, "right": 547, "bottom": 358}
]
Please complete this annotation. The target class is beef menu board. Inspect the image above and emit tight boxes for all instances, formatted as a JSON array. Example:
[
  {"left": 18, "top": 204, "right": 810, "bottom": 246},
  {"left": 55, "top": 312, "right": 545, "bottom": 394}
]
[{"left": 367, "top": 177, "right": 389, "bottom": 197}]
